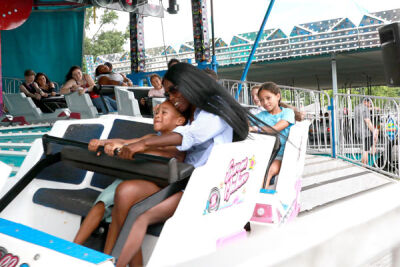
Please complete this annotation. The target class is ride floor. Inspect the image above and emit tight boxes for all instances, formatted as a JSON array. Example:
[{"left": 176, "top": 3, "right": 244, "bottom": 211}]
[
  {"left": 0, "top": 124, "right": 51, "bottom": 177},
  {"left": 300, "top": 154, "right": 393, "bottom": 212}
]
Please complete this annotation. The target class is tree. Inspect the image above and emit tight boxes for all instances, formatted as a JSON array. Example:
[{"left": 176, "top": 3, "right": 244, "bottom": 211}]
[
  {"left": 85, "top": 30, "right": 129, "bottom": 56},
  {"left": 83, "top": 7, "right": 128, "bottom": 59},
  {"left": 371, "top": 86, "right": 400, "bottom": 98}
]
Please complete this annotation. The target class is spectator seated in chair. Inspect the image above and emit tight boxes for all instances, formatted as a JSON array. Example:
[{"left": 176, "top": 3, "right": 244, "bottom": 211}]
[
  {"left": 100, "top": 62, "right": 133, "bottom": 87},
  {"left": 61, "top": 66, "right": 117, "bottom": 114},
  {"left": 19, "top": 69, "right": 52, "bottom": 113}
]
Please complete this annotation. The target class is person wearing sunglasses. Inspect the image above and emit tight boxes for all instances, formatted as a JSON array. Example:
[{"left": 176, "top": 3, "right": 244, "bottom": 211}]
[{"left": 89, "top": 63, "right": 263, "bottom": 266}]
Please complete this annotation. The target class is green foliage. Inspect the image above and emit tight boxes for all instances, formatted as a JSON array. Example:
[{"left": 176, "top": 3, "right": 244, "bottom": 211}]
[
  {"left": 371, "top": 86, "right": 400, "bottom": 97},
  {"left": 84, "top": 7, "right": 93, "bottom": 30},
  {"left": 99, "top": 9, "right": 119, "bottom": 27},
  {"left": 83, "top": 7, "right": 128, "bottom": 59},
  {"left": 85, "top": 31, "right": 129, "bottom": 57},
  {"left": 324, "top": 86, "right": 400, "bottom": 98}
]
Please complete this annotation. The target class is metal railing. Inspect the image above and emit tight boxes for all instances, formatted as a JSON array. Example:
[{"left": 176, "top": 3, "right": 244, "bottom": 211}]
[
  {"left": 2, "top": 77, "right": 60, "bottom": 94},
  {"left": 2, "top": 77, "right": 24, "bottom": 94},
  {"left": 336, "top": 94, "right": 400, "bottom": 178},
  {"left": 221, "top": 79, "right": 332, "bottom": 155}
]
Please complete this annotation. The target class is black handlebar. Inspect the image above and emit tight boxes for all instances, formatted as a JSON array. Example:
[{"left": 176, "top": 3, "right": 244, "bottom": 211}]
[
  {"left": 42, "top": 134, "right": 173, "bottom": 163},
  {"left": 92, "top": 84, "right": 116, "bottom": 95}
]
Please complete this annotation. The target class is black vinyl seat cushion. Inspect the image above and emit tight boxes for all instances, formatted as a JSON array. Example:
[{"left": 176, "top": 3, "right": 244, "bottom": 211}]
[
  {"left": 33, "top": 187, "right": 165, "bottom": 237},
  {"left": 37, "top": 124, "right": 104, "bottom": 184},
  {"left": 32, "top": 187, "right": 165, "bottom": 237},
  {"left": 147, "top": 222, "right": 164, "bottom": 237},
  {"left": 33, "top": 188, "right": 101, "bottom": 217}
]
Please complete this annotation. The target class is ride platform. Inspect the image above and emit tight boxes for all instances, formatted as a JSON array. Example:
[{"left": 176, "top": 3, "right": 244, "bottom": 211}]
[{"left": 301, "top": 154, "right": 393, "bottom": 212}]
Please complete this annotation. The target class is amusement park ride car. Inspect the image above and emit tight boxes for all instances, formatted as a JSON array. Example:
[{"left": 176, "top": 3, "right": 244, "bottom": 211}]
[{"left": 0, "top": 1, "right": 311, "bottom": 266}]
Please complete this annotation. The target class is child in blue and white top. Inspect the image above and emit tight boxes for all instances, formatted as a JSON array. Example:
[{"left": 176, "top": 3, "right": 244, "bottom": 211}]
[{"left": 250, "top": 82, "right": 300, "bottom": 188}]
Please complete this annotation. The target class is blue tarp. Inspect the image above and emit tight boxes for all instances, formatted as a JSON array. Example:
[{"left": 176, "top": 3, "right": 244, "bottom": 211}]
[{"left": 1, "top": 9, "right": 85, "bottom": 85}]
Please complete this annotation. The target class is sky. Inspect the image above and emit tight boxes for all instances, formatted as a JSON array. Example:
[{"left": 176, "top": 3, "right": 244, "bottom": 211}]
[{"left": 87, "top": 0, "right": 400, "bottom": 51}]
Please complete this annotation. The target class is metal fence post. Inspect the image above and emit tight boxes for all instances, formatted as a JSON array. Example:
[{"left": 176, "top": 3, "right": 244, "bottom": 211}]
[
  {"left": 328, "top": 97, "right": 336, "bottom": 158},
  {"left": 330, "top": 54, "right": 338, "bottom": 158}
]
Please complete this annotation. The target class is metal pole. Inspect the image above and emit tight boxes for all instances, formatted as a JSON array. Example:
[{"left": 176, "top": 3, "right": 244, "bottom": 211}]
[
  {"left": 235, "top": 0, "right": 276, "bottom": 100},
  {"left": 210, "top": 0, "right": 218, "bottom": 72},
  {"left": 331, "top": 54, "right": 338, "bottom": 95},
  {"left": 210, "top": 0, "right": 215, "bottom": 58},
  {"left": 331, "top": 54, "right": 338, "bottom": 158}
]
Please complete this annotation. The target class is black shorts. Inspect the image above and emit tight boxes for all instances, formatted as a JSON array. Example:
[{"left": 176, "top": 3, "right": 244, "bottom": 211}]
[{"left": 360, "top": 135, "right": 373, "bottom": 151}]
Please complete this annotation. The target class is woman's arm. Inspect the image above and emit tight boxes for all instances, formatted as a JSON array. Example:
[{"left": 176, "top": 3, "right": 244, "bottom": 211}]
[
  {"left": 119, "top": 111, "right": 229, "bottom": 159},
  {"left": 142, "top": 146, "right": 185, "bottom": 162},
  {"left": 33, "top": 83, "right": 49, "bottom": 98},
  {"left": 120, "top": 74, "right": 133, "bottom": 86},
  {"left": 98, "top": 76, "right": 127, "bottom": 86},
  {"left": 60, "top": 79, "right": 76, "bottom": 95},
  {"left": 84, "top": 74, "right": 95, "bottom": 92},
  {"left": 118, "top": 133, "right": 183, "bottom": 160},
  {"left": 126, "top": 79, "right": 133, "bottom": 87}
]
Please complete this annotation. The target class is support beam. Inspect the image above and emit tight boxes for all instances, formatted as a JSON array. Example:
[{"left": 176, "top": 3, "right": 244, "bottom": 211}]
[
  {"left": 331, "top": 54, "right": 338, "bottom": 94},
  {"left": 191, "top": 0, "right": 210, "bottom": 65},
  {"left": 129, "top": 13, "right": 145, "bottom": 73},
  {"left": 235, "top": 0, "right": 275, "bottom": 99},
  {"left": 330, "top": 54, "right": 338, "bottom": 158}
]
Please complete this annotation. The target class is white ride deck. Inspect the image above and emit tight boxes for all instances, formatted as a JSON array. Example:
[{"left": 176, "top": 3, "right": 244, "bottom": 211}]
[{"left": 301, "top": 154, "right": 393, "bottom": 212}]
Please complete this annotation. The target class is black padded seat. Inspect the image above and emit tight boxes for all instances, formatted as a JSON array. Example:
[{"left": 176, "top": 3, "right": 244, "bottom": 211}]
[
  {"left": 128, "top": 88, "right": 150, "bottom": 102},
  {"left": 33, "top": 188, "right": 101, "bottom": 216},
  {"left": 110, "top": 119, "right": 155, "bottom": 139},
  {"left": 90, "top": 119, "right": 155, "bottom": 189},
  {"left": 147, "top": 223, "right": 164, "bottom": 237},
  {"left": 128, "top": 89, "right": 152, "bottom": 116},
  {"left": 33, "top": 187, "right": 164, "bottom": 237},
  {"left": 37, "top": 124, "right": 104, "bottom": 184}
]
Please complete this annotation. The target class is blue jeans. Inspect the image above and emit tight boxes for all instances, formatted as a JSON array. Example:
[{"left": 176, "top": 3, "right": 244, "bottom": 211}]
[{"left": 91, "top": 96, "right": 117, "bottom": 114}]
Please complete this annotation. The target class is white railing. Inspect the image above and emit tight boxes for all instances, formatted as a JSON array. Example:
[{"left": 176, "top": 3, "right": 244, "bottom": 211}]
[
  {"left": 3, "top": 77, "right": 24, "bottom": 94},
  {"left": 220, "top": 79, "right": 332, "bottom": 155},
  {"left": 2, "top": 77, "right": 60, "bottom": 94},
  {"left": 335, "top": 94, "right": 400, "bottom": 178}
]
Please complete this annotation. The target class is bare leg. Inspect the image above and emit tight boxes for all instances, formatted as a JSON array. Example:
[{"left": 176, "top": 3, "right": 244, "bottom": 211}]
[
  {"left": 131, "top": 249, "right": 143, "bottom": 267},
  {"left": 74, "top": 202, "right": 105, "bottom": 244},
  {"left": 361, "top": 150, "right": 368, "bottom": 165},
  {"left": 265, "top": 160, "right": 282, "bottom": 189},
  {"left": 103, "top": 180, "right": 160, "bottom": 254},
  {"left": 116, "top": 192, "right": 183, "bottom": 267}
]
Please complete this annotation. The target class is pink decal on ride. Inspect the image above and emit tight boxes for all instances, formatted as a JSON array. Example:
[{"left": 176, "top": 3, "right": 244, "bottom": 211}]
[
  {"left": 224, "top": 157, "right": 249, "bottom": 202},
  {"left": 209, "top": 193, "right": 218, "bottom": 208},
  {"left": 0, "top": 254, "right": 19, "bottom": 267}
]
